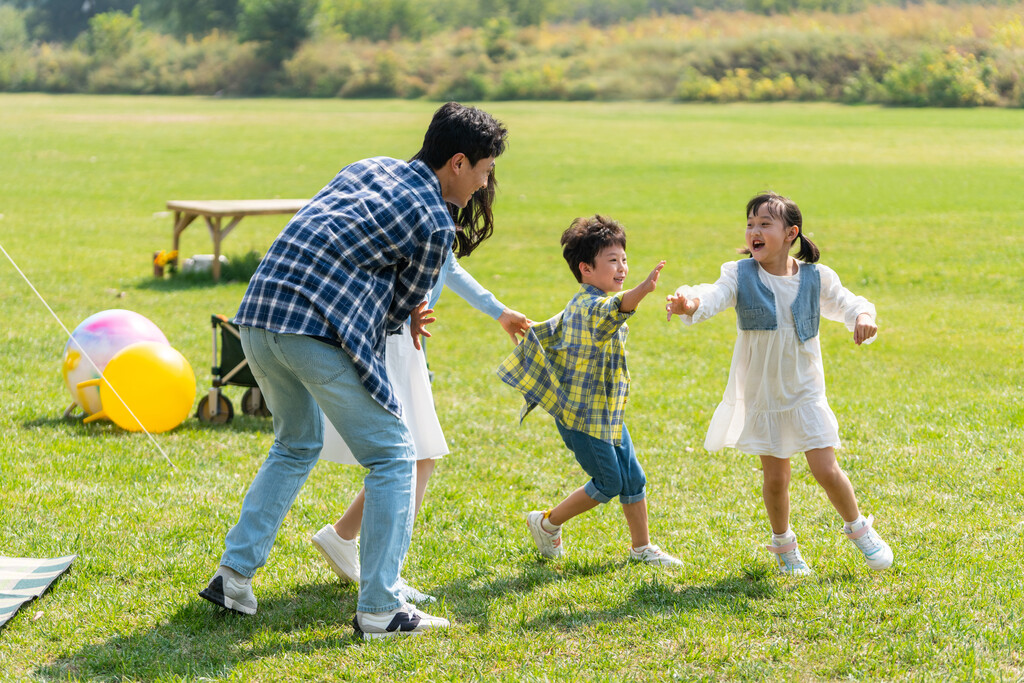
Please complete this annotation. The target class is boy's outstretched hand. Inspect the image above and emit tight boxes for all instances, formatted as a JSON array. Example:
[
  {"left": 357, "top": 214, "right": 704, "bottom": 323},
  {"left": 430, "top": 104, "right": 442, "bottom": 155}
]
[
  {"left": 498, "top": 308, "right": 532, "bottom": 345},
  {"left": 409, "top": 300, "right": 436, "bottom": 351},
  {"left": 620, "top": 260, "right": 666, "bottom": 312}
]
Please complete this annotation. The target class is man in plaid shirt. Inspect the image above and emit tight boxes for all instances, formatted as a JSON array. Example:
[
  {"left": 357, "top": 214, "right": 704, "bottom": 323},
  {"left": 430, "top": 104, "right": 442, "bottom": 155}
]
[
  {"left": 498, "top": 215, "right": 683, "bottom": 567},
  {"left": 201, "top": 102, "right": 507, "bottom": 640}
]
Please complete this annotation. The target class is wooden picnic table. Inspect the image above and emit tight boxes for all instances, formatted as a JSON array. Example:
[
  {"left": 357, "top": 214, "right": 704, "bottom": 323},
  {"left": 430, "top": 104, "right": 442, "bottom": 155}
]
[{"left": 167, "top": 198, "right": 308, "bottom": 281}]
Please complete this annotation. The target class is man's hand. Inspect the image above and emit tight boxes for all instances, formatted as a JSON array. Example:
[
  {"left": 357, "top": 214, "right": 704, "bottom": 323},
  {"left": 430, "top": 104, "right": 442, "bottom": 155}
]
[
  {"left": 409, "top": 301, "right": 436, "bottom": 351},
  {"left": 497, "top": 308, "right": 532, "bottom": 345}
]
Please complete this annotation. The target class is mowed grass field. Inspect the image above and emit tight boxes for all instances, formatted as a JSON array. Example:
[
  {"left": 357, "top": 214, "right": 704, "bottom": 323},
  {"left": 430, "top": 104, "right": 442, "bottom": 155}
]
[{"left": 0, "top": 94, "right": 1022, "bottom": 681}]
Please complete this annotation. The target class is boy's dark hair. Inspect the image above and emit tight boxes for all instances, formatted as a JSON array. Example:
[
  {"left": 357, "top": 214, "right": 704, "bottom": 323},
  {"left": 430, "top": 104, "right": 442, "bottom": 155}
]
[
  {"left": 560, "top": 215, "right": 627, "bottom": 283},
  {"left": 744, "top": 191, "right": 820, "bottom": 263},
  {"left": 411, "top": 102, "right": 508, "bottom": 170}
]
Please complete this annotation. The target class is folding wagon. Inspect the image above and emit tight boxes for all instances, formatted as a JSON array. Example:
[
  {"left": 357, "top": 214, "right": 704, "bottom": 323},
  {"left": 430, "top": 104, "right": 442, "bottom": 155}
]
[{"left": 196, "top": 315, "right": 271, "bottom": 423}]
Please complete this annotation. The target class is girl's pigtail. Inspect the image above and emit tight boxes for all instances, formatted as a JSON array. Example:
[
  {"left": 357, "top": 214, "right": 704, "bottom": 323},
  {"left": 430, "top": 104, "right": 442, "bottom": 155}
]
[{"left": 795, "top": 232, "right": 820, "bottom": 263}]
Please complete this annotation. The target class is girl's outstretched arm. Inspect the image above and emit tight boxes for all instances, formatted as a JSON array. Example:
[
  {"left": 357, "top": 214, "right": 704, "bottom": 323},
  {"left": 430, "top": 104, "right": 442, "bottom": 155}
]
[
  {"left": 619, "top": 261, "right": 666, "bottom": 312},
  {"left": 665, "top": 293, "right": 700, "bottom": 321}
]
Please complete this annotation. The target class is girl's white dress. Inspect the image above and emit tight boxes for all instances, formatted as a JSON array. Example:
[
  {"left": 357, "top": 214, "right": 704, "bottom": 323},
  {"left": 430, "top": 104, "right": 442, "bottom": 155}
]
[{"left": 679, "top": 260, "right": 875, "bottom": 458}]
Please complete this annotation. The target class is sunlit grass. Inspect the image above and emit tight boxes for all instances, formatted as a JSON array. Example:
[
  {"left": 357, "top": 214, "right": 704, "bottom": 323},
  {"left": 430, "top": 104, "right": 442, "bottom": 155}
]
[{"left": 0, "top": 94, "right": 1022, "bottom": 681}]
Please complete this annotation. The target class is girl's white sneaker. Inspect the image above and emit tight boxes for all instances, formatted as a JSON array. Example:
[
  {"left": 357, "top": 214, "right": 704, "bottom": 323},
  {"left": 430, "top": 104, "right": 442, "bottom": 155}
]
[
  {"left": 844, "top": 515, "right": 893, "bottom": 570},
  {"left": 766, "top": 531, "right": 813, "bottom": 576}
]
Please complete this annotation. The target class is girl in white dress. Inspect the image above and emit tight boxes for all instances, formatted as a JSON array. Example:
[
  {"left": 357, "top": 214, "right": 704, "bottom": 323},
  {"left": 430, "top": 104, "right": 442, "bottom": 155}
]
[{"left": 666, "top": 191, "right": 893, "bottom": 575}]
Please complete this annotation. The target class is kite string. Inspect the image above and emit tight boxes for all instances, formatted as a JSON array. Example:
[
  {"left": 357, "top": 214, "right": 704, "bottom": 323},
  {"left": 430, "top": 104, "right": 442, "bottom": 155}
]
[{"left": 0, "top": 242, "right": 179, "bottom": 473}]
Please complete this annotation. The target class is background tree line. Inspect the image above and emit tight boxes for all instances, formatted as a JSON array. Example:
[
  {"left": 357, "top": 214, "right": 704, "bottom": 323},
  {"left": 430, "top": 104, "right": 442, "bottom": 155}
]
[{"left": 0, "top": 0, "right": 1021, "bottom": 105}]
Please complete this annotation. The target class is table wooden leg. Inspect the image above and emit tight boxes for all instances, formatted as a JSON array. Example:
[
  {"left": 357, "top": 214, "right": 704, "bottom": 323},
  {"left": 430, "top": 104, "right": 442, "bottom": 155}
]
[
  {"left": 206, "top": 216, "right": 223, "bottom": 282},
  {"left": 172, "top": 211, "right": 197, "bottom": 269}
]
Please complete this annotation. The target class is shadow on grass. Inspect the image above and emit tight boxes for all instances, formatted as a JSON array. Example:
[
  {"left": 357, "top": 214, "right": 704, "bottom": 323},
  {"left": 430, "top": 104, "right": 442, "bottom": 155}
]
[
  {"left": 37, "top": 582, "right": 362, "bottom": 681},
  {"left": 134, "top": 252, "right": 262, "bottom": 292},
  {"left": 429, "top": 557, "right": 779, "bottom": 633},
  {"left": 21, "top": 413, "right": 273, "bottom": 435},
  {"left": 36, "top": 564, "right": 785, "bottom": 678}
]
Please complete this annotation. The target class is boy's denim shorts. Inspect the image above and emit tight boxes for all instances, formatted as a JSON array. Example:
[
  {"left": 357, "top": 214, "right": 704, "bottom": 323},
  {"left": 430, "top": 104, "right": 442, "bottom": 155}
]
[{"left": 556, "top": 422, "right": 646, "bottom": 504}]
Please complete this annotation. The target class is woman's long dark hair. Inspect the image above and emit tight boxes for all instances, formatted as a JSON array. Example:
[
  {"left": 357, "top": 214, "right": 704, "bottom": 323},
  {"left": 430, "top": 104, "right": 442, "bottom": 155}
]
[
  {"left": 448, "top": 168, "right": 497, "bottom": 258},
  {"left": 744, "top": 191, "right": 820, "bottom": 263}
]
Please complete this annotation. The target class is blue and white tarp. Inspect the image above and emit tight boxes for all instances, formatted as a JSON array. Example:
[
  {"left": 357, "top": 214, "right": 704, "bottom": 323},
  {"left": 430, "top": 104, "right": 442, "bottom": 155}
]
[{"left": 0, "top": 554, "right": 76, "bottom": 629}]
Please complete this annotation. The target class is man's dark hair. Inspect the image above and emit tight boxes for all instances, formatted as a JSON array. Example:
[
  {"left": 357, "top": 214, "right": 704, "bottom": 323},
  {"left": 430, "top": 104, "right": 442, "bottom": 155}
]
[
  {"left": 560, "top": 215, "right": 627, "bottom": 283},
  {"left": 411, "top": 102, "right": 508, "bottom": 170}
]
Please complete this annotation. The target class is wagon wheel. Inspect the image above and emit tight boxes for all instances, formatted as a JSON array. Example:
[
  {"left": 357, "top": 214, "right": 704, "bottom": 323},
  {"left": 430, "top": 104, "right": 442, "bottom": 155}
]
[
  {"left": 241, "top": 387, "right": 271, "bottom": 417},
  {"left": 196, "top": 393, "right": 234, "bottom": 424}
]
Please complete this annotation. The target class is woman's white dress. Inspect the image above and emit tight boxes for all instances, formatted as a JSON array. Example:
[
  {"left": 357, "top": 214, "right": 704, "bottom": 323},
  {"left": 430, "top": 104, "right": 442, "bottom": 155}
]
[
  {"left": 318, "top": 254, "right": 506, "bottom": 465},
  {"left": 679, "top": 260, "right": 875, "bottom": 458},
  {"left": 320, "top": 324, "right": 448, "bottom": 465}
]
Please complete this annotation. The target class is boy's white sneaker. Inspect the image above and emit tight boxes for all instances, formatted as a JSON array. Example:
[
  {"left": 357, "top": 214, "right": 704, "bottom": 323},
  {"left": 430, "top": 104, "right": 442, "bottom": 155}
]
[
  {"left": 629, "top": 544, "right": 683, "bottom": 566},
  {"left": 844, "top": 515, "right": 893, "bottom": 570},
  {"left": 526, "top": 510, "right": 563, "bottom": 559},
  {"left": 311, "top": 524, "right": 360, "bottom": 583},
  {"left": 766, "top": 531, "right": 813, "bottom": 576},
  {"left": 199, "top": 566, "right": 257, "bottom": 615},
  {"left": 397, "top": 577, "right": 436, "bottom": 604},
  {"left": 352, "top": 603, "right": 450, "bottom": 640}
]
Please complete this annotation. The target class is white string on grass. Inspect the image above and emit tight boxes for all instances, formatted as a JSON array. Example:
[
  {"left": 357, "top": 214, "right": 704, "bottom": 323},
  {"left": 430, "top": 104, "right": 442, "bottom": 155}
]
[{"left": 0, "top": 242, "right": 179, "bottom": 473}]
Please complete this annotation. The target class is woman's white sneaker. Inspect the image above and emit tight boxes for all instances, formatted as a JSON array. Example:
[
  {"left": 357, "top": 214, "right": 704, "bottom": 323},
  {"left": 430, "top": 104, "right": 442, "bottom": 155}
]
[
  {"left": 844, "top": 515, "right": 893, "bottom": 570},
  {"left": 311, "top": 524, "right": 360, "bottom": 583},
  {"left": 397, "top": 577, "right": 436, "bottom": 604}
]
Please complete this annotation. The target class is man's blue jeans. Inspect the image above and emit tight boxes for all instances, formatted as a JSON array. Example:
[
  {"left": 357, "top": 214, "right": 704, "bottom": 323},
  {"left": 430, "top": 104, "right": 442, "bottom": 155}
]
[{"left": 220, "top": 327, "right": 415, "bottom": 614}]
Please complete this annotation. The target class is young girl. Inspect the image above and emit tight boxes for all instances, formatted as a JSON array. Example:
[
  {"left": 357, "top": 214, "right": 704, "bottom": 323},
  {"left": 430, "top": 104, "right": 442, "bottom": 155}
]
[
  {"left": 666, "top": 191, "right": 892, "bottom": 575},
  {"left": 313, "top": 171, "right": 530, "bottom": 602}
]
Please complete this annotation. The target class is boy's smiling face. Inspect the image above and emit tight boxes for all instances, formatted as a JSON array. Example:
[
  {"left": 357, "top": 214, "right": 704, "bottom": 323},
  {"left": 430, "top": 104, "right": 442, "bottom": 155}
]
[{"left": 580, "top": 244, "right": 628, "bottom": 293}]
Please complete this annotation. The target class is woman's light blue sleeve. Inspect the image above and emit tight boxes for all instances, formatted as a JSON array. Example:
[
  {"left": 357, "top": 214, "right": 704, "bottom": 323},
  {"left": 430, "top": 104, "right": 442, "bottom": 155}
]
[{"left": 442, "top": 257, "right": 505, "bottom": 319}]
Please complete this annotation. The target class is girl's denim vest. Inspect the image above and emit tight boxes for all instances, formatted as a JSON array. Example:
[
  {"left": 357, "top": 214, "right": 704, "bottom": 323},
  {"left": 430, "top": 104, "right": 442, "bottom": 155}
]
[{"left": 735, "top": 259, "right": 820, "bottom": 343}]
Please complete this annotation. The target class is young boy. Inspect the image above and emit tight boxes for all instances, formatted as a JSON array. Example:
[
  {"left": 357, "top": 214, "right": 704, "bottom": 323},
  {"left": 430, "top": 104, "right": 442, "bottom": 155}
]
[{"left": 498, "top": 215, "right": 681, "bottom": 566}]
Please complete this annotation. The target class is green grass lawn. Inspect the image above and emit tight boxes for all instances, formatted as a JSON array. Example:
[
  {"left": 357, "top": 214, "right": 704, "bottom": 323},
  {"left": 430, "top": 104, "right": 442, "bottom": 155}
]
[{"left": 0, "top": 94, "right": 1022, "bottom": 681}]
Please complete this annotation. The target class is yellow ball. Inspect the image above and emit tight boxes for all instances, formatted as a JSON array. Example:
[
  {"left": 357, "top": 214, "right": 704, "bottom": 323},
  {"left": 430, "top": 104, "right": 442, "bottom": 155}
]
[{"left": 80, "top": 341, "right": 196, "bottom": 433}]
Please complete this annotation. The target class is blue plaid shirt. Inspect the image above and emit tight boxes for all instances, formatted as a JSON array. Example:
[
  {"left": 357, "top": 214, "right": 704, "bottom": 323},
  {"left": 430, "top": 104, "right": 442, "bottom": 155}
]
[{"left": 235, "top": 157, "right": 455, "bottom": 417}]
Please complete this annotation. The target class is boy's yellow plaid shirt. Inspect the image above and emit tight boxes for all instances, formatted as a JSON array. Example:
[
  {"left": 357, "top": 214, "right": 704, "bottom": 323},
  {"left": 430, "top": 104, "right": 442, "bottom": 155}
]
[{"left": 497, "top": 284, "right": 634, "bottom": 445}]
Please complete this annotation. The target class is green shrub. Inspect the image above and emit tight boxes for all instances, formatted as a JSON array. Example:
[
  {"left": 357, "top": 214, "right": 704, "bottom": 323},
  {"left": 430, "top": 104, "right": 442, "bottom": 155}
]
[{"left": 882, "top": 47, "right": 999, "bottom": 106}]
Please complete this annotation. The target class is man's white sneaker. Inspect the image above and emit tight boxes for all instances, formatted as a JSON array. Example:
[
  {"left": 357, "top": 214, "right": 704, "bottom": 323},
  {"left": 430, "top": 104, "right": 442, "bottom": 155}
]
[
  {"left": 397, "top": 577, "right": 436, "bottom": 604},
  {"left": 766, "top": 531, "right": 813, "bottom": 576},
  {"left": 629, "top": 544, "right": 683, "bottom": 566},
  {"left": 526, "top": 510, "right": 563, "bottom": 559},
  {"left": 352, "top": 603, "right": 450, "bottom": 640},
  {"left": 199, "top": 566, "right": 257, "bottom": 615},
  {"left": 844, "top": 515, "right": 893, "bottom": 570},
  {"left": 311, "top": 524, "right": 360, "bottom": 583}
]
